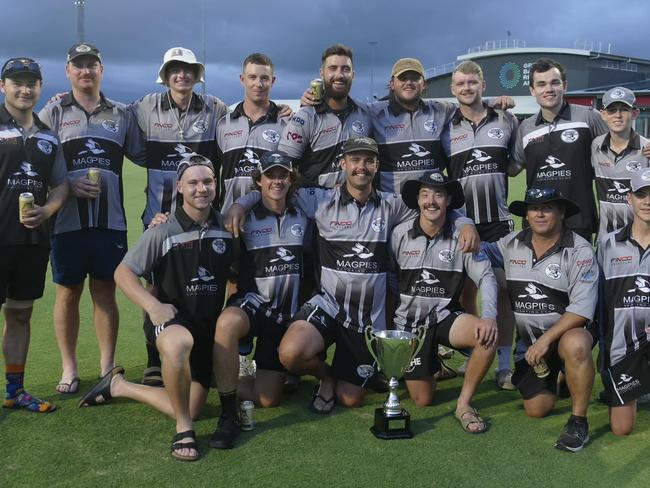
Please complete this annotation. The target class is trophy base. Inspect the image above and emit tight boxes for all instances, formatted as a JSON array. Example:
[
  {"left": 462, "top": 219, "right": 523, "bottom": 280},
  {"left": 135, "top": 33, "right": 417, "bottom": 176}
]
[{"left": 370, "top": 408, "right": 413, "bottom": 440}]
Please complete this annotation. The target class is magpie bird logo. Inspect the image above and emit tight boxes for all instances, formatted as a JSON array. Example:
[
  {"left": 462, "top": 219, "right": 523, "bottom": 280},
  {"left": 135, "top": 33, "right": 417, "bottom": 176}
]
[
  {"left": 402, "top": 143, "right": 431, "bottom": 158},
  {"left": 467, "top": 149, "right": 492, "bottom": 163},
  {"left": 78, "top": 139, "right": 106, "bottom": 155},
  {"left": 166, "top": 143, "right": 195, "bottom": 158},
  {"left": 415, "top": 270, "right": 440, "bottom": 285},
  {"left": 343, "top": 243, "right": 374, "bottom": 259},
  {"left": 270, "top": 247, "right": 295, "bottom": 263},
  {"left": 190, "top": 266, "right": 215, "bottom": 282},
  {"left": 518, "top": 283, "right": 548, "bottom": 300},
  {"left": 627, "top": 276, "right": 650, "bottom": 294},
  {"left": 14, "top": 162, "right": 39, "bottom": 177},
  {"left": 539, "top": 156, "right": 565, "bottom": 170}
]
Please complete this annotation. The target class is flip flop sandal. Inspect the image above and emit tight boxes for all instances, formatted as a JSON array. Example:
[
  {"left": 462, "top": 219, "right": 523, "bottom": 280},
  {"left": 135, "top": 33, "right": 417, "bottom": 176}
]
[
  {"left": 56, "top": 377, "right": 80, "bottom": 394},
  {"left": 309, "top": 385, "right": 335, "bottom": 414},
  {"left": 171, "top": 430, "right": 199, "bottom": 462},
  {"left": 455, "top": 406, "right": 489, "bottom": 434},
  {"left": 77, "top": 366, "right": 124, "bottom": 407}
]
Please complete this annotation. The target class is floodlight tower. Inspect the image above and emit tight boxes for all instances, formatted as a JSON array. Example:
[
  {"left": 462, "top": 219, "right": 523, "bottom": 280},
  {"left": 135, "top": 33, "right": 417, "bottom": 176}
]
[{"left": 74, "top": 0, "right": 86, "bottom": 43}]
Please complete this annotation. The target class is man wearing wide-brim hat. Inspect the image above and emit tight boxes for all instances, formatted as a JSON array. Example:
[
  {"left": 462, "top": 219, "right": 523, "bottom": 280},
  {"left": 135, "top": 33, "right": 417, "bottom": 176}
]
[
  {"left": 481, "top": 186, "right": 598, "bottom": 452},
  {"left": 391, "top": 170, "right": 499, "bottom": 434}
]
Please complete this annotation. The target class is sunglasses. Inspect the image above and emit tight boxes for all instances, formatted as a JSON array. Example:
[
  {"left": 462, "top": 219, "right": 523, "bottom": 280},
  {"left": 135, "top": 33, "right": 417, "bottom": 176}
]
[
  {"left": 176, "top": 154, "right": 215, "bottom": 177},
  {"left": 1, "top": 58, "right": 41, "bottom": 78},
  {"left": 525, "top": 187, "right": 561, "bottom": 201},
  {"left": 258, "top": 153, "right": 293, "bottom": 172}
]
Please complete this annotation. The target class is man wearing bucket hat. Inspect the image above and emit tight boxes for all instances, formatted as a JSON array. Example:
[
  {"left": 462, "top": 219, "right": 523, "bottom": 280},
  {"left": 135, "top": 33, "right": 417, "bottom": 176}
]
[
  {"left": 481, "top": 187, "right": 598, "bottom": 452},
  {"left": 592, "top": 86, "right": 650, "bottom": 243},
  {"left": 39, "top": 43, "right": 146, "bottom": 395},
  {"left": 597, "top": 168, "right": 650, "bottom": 435},
  {"left": 391, "top": 170, "right": 499, "bottom": 433},
  {"left": 210, "top": 152, "right": 307, "bottom": 449},
  {"left": 78, "top": 154, "right": 234, "bottom": 462},
  {"left": 227, "top": 136, "right": 478, "bottom": 413}
]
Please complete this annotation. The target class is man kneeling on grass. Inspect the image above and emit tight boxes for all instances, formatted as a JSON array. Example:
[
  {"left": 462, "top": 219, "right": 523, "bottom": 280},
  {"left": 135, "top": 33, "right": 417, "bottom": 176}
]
[
  {"left": 78, "top": 155, "right": 234, "bottom": 462},
  {"left": 391, "top": 171, "right": 499, "bottom": 433},
  {"left": 481, "top": 187, "right": 598, "bottom": 451}
]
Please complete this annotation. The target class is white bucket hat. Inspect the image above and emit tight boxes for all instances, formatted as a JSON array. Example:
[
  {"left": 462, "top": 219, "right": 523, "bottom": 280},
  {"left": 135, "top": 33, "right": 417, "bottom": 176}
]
[{"left": 156, "top": 47, "right": 205, "bottom": 85}]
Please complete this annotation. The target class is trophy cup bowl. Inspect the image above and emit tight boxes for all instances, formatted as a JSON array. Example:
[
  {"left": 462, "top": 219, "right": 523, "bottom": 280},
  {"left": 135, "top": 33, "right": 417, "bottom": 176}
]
[{"left": 365, "top": 326, "right": 425, "bottom": 439}]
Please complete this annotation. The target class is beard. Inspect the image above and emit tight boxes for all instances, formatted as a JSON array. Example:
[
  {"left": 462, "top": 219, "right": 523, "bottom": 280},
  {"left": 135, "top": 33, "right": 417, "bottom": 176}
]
[{"left": 324, "top": 77, "right": 351, "bottom": 101}]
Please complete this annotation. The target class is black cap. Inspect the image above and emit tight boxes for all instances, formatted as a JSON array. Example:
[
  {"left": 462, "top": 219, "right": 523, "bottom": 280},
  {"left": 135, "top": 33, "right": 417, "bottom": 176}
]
[
  {"left": 509, "top": 187, "right": 579, "bottom": 217},
  {"left": 258, "top": 152, "right": 293, "bottom": 173},
  {"left": 67, "top": 43, "right": 102, "bottom": 63},
  {"left": 401, "top": 171, "right": 465, "bottom": 210},
  {"left": 1, "top": 57, "right": 42, "bottom": 80},
  {"left": 176, "top": 154, "right": 215, "bottom": 179},
  {"left": 340, "top": 136, "right": 379, "bottom": 156}
]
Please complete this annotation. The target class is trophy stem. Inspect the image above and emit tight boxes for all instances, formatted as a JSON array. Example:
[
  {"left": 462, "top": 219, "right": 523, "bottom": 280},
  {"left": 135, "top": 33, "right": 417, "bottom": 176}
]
[{"left": 383, "top": 377, "right": 402, "bottom": 417}]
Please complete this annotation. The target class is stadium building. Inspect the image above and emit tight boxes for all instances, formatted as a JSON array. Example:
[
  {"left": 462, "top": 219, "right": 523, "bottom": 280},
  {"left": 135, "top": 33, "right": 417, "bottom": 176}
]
[{"left": 424, "top": 40, "right": 650, "bottom": 137}]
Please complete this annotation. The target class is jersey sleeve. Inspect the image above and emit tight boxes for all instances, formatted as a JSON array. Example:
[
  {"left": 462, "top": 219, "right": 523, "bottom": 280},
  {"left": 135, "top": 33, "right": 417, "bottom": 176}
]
[
  {"left": 124, "top": 105, "right": 147, "bottom": 166},
  {"left": 278, "top": 108, "right": 312, "bottom": 160},
  {"left": 448, "top": 208, "right": 475, "bottom": 230},
  {"left": 294, "top": 187, "right": 331, "bottom": 219},
  {"left": 480, "top": 240, "right": 505, "bottom": 269},
  {"left": 463, "top": 251, "right": 498, "bottom": 320},
  {"left": 38, "top": 104, "right": 58, "bottom": 133},
  {"left": 234, "top": 191, "right": 262, "bottom": 211},
  {"left": 510, "top": 124, "right": 526, "bottom": 175},
  {"left": 565, "top": 245, "right": 599, "bottom": 320},
  {"left": 587, "top": 107, "right": 608, "bottom": 139},
  {"left": 50, "top": 140, "right": 68, "bottom": 187},
  {"left": 121, "top": 226, "right": 166, "bottom": 277}
]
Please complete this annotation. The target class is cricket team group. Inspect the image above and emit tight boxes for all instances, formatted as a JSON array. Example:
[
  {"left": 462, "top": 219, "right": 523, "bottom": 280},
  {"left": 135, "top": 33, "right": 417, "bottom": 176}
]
[{"left": 1, "top": 40, "right": 650, "bottom": 461}]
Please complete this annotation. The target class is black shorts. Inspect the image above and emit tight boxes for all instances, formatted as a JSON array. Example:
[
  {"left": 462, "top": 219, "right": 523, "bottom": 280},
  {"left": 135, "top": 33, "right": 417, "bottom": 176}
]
[
  {"left": 601, "top": 343, "right": 650, "bottom": 406},
  {"left": 475, "top": 220, "right": 513, "bottom": 243},
  {"left": 144, "top": 311, "right": 214, "bottom": 389},
  {"left": 292, "top": 302, "right": 381, "bottom": 388},
  {"left": 0, "top": 245, "right": 49, "bottom": 305},
  {"left": 403, "top": 310, "right": 466, "bottom": 380},
  {"left": 230, "top": 297, "right": 288, "bottom": 372},
  {"left": 511, "top": 341, "right": 563, "bottom": 400}
]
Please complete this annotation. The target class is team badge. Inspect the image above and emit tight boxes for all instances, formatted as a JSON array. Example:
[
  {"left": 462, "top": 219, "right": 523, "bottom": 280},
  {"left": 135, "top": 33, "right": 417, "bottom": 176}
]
[
  {"left": 290, "top": 224, "right": 304, "bottom": 237},
  {"left": 561, "top": 129, "right": 579, "bottom": 143},
  {"left": 424, "top": 119, "right": 436, "bottom": 133},
  {"left": 37, "top": 139, "right": 52, "bottom": 154},
  {"left": 610, "top": 88, "right": 626, "bottom": 99},
  {"left": 192, "top": 121, "right": 207, "bottom": 134},
  {"left": 430, "top": 172, "right": 444, "bottom": 182},
  {"left": 371, "top": 217, "right": 386, "bottom": 232},
  {"left": 102, "top": 120, "right": 119, "bottom": 133},
  {"left": 356, "top": 364, "right": 375, "bottom": 379},
  {"left": 212, "top": 238, "right": 226, "bottom": 254},
  {"left": 262, "top": 129, "right": 280, "bottom": 143},
  {"left": 439, "top": 249, "right": 454, "bottom": 263},
  {"left": 487, "top": 128, "right": 504, "bottom": 139},
  {"left": 626, "top": 160, "right": 641, "bottom": 172},
  {"left": 545, "top": 263, "right": 561, "bottom": 280},
  {"left": 351, "top": 120, "right": 365, "bottom": 134}
]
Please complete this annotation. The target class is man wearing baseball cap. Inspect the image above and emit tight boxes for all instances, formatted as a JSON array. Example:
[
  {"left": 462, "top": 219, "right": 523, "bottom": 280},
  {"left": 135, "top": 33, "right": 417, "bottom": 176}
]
[
  {"left": 391, "top": 171, "right": 499, "bottom": 433},
  {"left": 39, "top": 43, "right": 146, "bottom": 395},
  {"left": 78, "top": 154, "right": 234, "bottom": 461},
  {"left": 481, "top": 187, "right": 598, "bottom": 451},
  {"left": 210, "top": 152, "right": 307, "bottom": 449},
  {"left": 0, "top": 58, "right": 69, "bottom": 413},
  {"left": 592, "top": 86, "right": 649, "bottom": 242},
  {"left": 597, "top": 168, "right": 650, "bottom": 435}
]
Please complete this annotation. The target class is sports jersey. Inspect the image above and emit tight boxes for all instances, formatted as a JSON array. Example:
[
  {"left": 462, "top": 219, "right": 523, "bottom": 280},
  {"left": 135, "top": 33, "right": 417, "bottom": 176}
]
[
  {"left": 482, "top": 228, "right": 598, "bottom": 356},
  {"left": 369, "top": 98, "right": 454, "bottom": 194},
  {"left": 38, "top": 92, "right": 145, "bottom": 234},
  {"left": 512, "top": 102, "right": 608, "bottom": 231},
  {"left": 447, "top": 105, "right": 518, "bottom": 224},
  {"left": 131, "top": 91, "right": 227, "bottom": 225},
  {"left": 216, "top": 101, "right": 286, "bottom": 212},
  {"left": 0, "top": 106, "right": 67, "bottom": 247},
  {"left": 236, "top": 200, "right": 307, "bottom": 323},
  {"left": 121, "top": 205, "right": 233, "bottom": 329},
  {"left": 591, "top": 131, "right": 650, "bottom": 239},
  {"left": 391, "top": 216, "right": 497, "bottom": 330},
  {"left": 597, "top": 224, "right": 650, "bottom": 367},
  {"left": 277, "top": 98, "right": 371, "bottom": 188}
]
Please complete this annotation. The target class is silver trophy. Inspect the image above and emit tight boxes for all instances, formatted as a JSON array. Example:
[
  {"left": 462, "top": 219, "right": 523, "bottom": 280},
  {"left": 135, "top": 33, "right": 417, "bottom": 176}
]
[{"left": 365, "top": 326, "right": 425, "bottom": 439}]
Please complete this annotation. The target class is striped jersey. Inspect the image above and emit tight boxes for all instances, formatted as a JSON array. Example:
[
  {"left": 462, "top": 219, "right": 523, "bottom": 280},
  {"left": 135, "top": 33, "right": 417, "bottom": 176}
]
[
  {"left": 369, "top": 98, "right": 454, "bottom": 194},
  {"left": 512, "top": 102, "right": 608, "bottom": 232},
  {"left": 591, "top": 131, "right": 650, "bottom": 241},
  {"left": 597, "top": 225, "right": 650, "bottom": 367},
  {"left": 391, "top": 216, "right": 498, "bottom": 330},
  {"left": 277, "top": 98, "right": 371, "bottom": 188},
  {"left": 132, "top": 91, "right": 227, "bottom": 226},
  {"left": 447, "top": 105, "right": 518, "bottom": 224},
  {"left": 216, "top": 101, "right": 287, "bottom": 213},
  {"left": 38, "top": 92, "right": 145, "bottom": 234}
]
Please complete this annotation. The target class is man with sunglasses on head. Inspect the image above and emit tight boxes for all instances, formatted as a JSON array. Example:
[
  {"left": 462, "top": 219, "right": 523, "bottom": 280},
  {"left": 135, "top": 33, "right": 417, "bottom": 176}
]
[
  {"left": 592, "top": 87, "right": 650, "bottom": 243},
  {"left": 39, "top": 43, "right": 145, "bottom": 395},
  {"left": 0, "top": 58, "right": 69, "bottom": 413},
  {"left": 481, "top": 187, "right": 599, "bottom": 452}
]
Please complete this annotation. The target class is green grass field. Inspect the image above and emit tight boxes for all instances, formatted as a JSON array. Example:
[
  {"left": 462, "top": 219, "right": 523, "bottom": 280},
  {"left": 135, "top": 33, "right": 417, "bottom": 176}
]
[{"left": 1, "top": 163, "right": 649, "bottom": 487}]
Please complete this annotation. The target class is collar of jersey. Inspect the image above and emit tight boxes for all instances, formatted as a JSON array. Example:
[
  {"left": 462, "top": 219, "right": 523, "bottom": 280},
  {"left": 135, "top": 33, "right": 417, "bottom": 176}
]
[
  {"left": 161, "top": 91, "right": 205, "bottom": 112},
  {"left": 0, "top": 105, "right": 49, "bottom": 131},
  {"left": 409, "top": 215, "right": 453, "bottom": 240},
  {"left": 61, "top": 91, "right": 114, "bottom": 110},
  {"left": 451, "top": 103, "right": 496, "bottom": 126},
  {"left": 516, "top": 227, "right": 575, "bottom": 256},
  {"left": 339, "top": 183, "right": 380, "bottom": 207},
  {"left": 252, "top": 198, "right": 297, "bottom": 219},
  {"left": 599, "top": 130, "right": 641, "bottom": 153},
  {"left": 175, "top": 204, "right": 220, "bottom": 231},
  {"left": 387, "top": 96, "right": 426, "bottom": 116},
  {"left": 315, "top": 96, "right": 358, "bottom": 115},
  {"left": 534, "top": 100, "right": 571, "bottom": 126},
  {"left": 231, "top": 100, "right": 279, "bottom": 122}
]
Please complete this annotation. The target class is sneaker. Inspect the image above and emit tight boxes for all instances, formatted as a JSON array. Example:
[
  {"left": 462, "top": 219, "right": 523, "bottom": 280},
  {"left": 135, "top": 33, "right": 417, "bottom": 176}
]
[
  {"left": 209, "top": 413, "right": 241, "bottom": 449},
  {"left": 495, "top": 369, "right": 516, "bottom": 391},
  {"left": 238, "top": 355, "right": 256, "bottom": 379},
  {"left": 438, "top": 345, "right": 454, "bottom": 359},
  {"left": 554, "top": 415, "right": 589, "bottom": 452}
]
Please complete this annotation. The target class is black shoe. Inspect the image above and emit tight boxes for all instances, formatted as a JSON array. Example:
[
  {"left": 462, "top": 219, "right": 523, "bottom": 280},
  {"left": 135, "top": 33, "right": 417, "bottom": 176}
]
[
  {"left": 554, "top": 415, "right": 589, "bottom": 452},
  {"left": 209, "top": 413, "right": 241, "bottom": 449}
]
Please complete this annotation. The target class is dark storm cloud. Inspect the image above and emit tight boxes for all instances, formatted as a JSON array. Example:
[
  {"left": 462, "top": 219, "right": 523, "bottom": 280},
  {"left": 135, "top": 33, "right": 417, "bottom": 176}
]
[{"left": 2, "top": 0, "right": 648, "bottom": 107}]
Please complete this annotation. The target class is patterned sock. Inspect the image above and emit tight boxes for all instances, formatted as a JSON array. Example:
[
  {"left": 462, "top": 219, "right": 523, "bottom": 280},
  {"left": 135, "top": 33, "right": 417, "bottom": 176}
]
[
  {"left": 3, "top": 364, "right": 56, "bottom": 413},
  {"left": 218, "top": 390, "right": 239, "bottom": 417},
  {"left": 5, "top": 364, "right": 24, "bottom": 398}
]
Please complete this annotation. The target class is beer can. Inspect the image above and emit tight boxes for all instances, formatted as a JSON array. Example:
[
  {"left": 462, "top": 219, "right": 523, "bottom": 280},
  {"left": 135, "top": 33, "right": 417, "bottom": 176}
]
[
  {"left": 533, "top": 359, "right": 550, "bottom": 378},
  {"left": 240, "top": 400, "right": 255, "bottom": 431},
  {"left": 310, "top": 78, "right": 324, "bottom": 104},
  {"left": 19, "top": 192, "right": 34, "bottom": 223},
  {"left": 88, "top": 168, "right": 101, "bottom": 185}
]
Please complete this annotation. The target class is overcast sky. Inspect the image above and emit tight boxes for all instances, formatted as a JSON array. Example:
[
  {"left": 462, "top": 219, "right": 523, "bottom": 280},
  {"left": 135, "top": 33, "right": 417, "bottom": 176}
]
[{"left": 2, "top": 0, "right": 648, "bottom": 108}]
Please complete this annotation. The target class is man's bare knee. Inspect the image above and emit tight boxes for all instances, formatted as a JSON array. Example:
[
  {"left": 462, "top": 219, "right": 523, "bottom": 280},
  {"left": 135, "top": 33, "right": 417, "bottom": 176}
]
[{"left": 523, "top": 393, "right": 555, "bottom": 418}]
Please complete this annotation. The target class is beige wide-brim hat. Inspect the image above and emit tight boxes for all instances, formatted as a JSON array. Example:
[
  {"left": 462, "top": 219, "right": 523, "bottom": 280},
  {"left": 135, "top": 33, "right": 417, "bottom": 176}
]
[{"left": 156, "top": 47, "right": 205, "bottom": 85}]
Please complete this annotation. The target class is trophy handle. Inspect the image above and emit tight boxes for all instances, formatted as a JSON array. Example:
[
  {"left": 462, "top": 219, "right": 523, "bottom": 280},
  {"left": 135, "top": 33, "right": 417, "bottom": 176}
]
[
  {"left": 364, "top": 326, "right": 381, "bottom": 368},
  {"left": 410, "top": 325, "right": 427, "bottom": 363}
]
